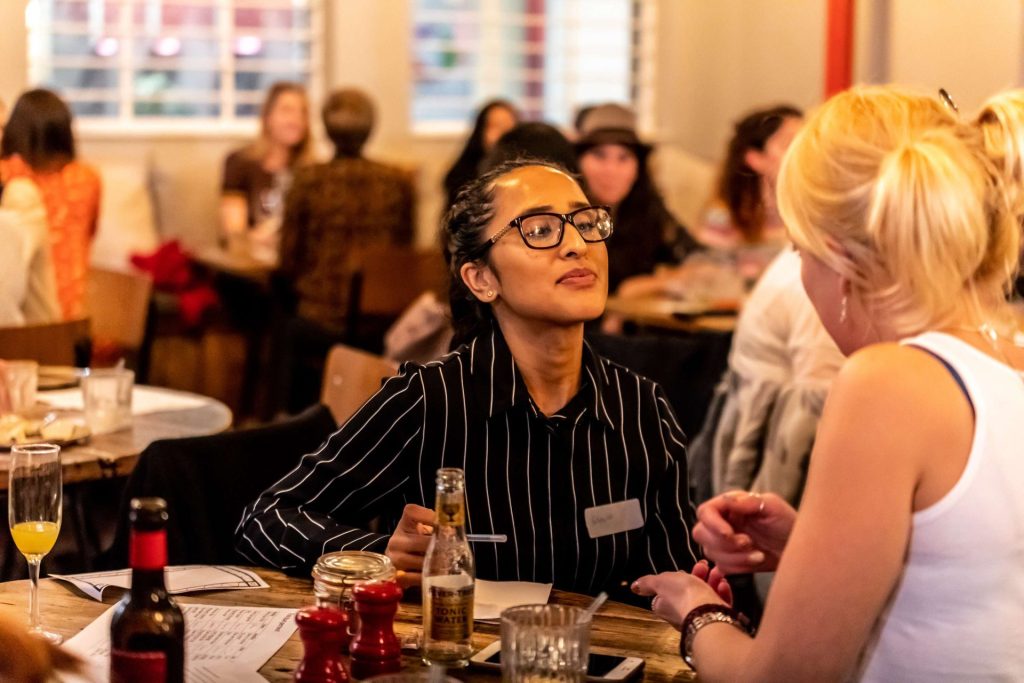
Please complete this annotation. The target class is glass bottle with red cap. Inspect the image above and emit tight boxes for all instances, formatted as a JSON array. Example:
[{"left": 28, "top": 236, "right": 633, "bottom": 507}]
[{"left": 109, "top": 497, "right": 185, "bottom": 683}]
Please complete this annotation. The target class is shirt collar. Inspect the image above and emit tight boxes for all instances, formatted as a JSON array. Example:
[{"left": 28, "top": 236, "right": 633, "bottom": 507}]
[{"left": 468, "top": 326, "right": 617, "bottom": 429}]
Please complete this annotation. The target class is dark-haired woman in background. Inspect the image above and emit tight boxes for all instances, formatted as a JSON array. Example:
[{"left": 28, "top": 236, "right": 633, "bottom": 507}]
[
  {"left": 479, "top": 121, "right": 578, "bottom": 174},
  {"left": 238, "top": 159, "right": 699, "bottom": 600},
  {"left": 441, "top": 100, "right": 518, "bottom": 210},
  {"left": 698, "top": 105, "right": 802, "bottom": 252},
  {"left": 576, "top": 104, "right": 700, "bottom": 292},
  {"left": 1, "top": 89, "right": 100, "bottom": 320}
]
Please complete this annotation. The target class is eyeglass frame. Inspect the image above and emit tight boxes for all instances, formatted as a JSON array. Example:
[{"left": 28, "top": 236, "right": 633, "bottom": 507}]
[{"left": 470, "top": 204, "right": 614, "bottom": 258}]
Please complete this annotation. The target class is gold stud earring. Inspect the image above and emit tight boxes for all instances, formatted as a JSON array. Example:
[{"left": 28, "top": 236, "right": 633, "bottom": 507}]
[{"left": 485, "top": 290, "right": 495, "bottom": 299}]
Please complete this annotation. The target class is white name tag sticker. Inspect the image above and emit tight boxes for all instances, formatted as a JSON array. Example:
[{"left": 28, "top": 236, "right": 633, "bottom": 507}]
[{"left": 584, "top": 499, "right": 644, "bottom": 539}]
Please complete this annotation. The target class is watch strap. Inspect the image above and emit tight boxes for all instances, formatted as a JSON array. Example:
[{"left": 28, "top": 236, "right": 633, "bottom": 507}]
[{"left": 679, "top": 603, "right": 752, "bottom": 669}]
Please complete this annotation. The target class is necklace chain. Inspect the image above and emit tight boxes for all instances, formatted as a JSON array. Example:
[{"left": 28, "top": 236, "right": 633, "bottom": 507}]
[{"left": 946, "top": 323, "right": 1024, "bottom": 379}]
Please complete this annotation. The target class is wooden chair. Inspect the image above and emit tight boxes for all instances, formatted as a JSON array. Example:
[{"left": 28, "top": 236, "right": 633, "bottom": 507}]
[
  {"left": 321, "top": 343, "right": 399, "bottom": 425},
  {"left": 0, "top": 318, "right": 91, "bottom": 366},
  {"left": 343, "top": 244, "right": 448, "bottom": 351},
  {"left": 351, "top": 244, "right": 448, "bottom": 319},
  {"left": 84, "top": 266, "right": 154, "bottom": 377}
]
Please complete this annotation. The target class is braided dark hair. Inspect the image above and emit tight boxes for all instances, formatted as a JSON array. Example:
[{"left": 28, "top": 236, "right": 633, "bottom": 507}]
[{"left": 442, "top": 157, "right": 575, "bottom": 347}]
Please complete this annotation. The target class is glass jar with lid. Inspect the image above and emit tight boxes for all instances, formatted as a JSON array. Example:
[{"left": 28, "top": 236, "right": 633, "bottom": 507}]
[{"left": 312, "top": 550, "right": 396, "bottom": 648}]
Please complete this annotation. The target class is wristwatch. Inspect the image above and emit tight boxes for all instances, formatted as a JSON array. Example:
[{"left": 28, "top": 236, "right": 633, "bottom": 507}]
[{"left": 679, "top": 603, "right": 752, "bottom": 669}]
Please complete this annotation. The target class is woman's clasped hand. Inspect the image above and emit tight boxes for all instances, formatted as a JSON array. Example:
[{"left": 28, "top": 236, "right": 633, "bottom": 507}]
[{"left": 693, "top": 490, "right": 795, "bottom": 574}]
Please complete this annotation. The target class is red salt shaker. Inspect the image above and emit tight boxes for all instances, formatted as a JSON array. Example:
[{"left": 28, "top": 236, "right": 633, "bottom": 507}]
[
  {"left": 294, "top": 606, "right": 350, "bottom": 683},
  {"left": 350, "top": 580, "right": 404, "bottom": 680}
]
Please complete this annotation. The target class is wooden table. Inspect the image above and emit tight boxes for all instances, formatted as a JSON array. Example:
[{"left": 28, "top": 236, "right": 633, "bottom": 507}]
[
  {"left": 194, "top": 246, "right": 275, "bottom": 285},
  {"left": 605, "top": 296, "right": 738, "bottom": 335},
  {"left": 0, "top": 387, "right": 233, "bottom": 490},
  {"left": 0, "top": 568, "right": 695, "bottom": 682}
]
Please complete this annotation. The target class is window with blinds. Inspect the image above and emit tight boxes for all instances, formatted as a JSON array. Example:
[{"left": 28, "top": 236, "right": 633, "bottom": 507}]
[
  {"left": 411, "top": 0, "right": 654, "bottom": 134},
  {"left": 26, "top": 0, "right": 321, "bottom": 130}
]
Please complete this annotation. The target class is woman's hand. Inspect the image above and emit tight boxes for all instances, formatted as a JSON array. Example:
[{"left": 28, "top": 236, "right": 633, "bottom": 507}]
[
  {"left": 632, "top": 570, "right": 727, "bottom": 630},
  {"left": 385, "top": 504, "right": 435, "bottom": 588},
  {"left": 693, "top": 491, "right": 796, "bottom": 574},
  {"left": 691, "top": 559, "right": 732, "bottom": 605}
]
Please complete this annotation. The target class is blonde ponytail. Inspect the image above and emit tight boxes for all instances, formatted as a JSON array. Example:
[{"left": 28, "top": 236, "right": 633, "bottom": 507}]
[{"left": 778, "top": 85, "right": 1020, "bottom": 337}]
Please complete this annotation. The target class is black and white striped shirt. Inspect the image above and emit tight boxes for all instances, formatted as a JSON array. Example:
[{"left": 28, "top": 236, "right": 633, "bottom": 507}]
[{"left": 236, "top": 327, "right": 699, "bottom": 596}]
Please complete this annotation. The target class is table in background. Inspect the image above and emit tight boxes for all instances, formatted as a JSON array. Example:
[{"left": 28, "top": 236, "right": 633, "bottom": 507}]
[
  {"left": 0, "top": 568, "right": 695, "bottom": 682},
  {"left": 0, "top": 386, "right": 233, "bottom": 491},
  {"left": 193, "top": 246, "right": 275, "bottom": 286},
  {"left": 605, "top": 296, "right": 738, "bottom": 335}
]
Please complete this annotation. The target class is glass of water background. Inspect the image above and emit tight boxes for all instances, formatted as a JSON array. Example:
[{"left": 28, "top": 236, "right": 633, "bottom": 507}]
[{"left": 81, "top": 368, "right": 134, "bottom": 434}]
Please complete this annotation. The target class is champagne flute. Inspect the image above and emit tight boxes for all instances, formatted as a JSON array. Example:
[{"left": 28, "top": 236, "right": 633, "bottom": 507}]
[{"left": 8, "top": 443, "right": 63, "bottom": 644}]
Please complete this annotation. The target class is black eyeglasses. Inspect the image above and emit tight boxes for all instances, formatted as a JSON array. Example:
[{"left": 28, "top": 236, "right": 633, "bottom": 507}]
[{"left": 472, "top": 205, "right": 614, "bottom": 257}]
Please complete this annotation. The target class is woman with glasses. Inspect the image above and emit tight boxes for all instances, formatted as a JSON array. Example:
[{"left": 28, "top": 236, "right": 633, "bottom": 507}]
[
  {"left": 237, "top": 159, "right": 700, "bottom": 600},
  {"left": 634, "top": 86, "right": 1024, "bottom": 681}
]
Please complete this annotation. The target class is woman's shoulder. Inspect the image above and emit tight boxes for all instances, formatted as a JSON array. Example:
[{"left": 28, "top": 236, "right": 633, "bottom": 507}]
[
  {"left": 62, "top": 161, "right": 101, "bottom": 188},
  {"left": 830, "top": 342, "right": 968, "bottom": 418}
]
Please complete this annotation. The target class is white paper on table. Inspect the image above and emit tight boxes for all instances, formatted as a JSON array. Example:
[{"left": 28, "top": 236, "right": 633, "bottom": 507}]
[
  {"left": 59, "top": 603, "right": 297, "bottom": 683},
  {"left": 51, "top": 565, "right": 269, "bottom": 601},
  {"left": 40, "top": 386, "right": 211, "bottom": 415},
  {"left": 474, "top": 578, "right": 552, "bottom": 621}
]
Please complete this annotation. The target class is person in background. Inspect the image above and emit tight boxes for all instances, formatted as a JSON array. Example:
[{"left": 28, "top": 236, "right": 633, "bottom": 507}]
[
  {"left": 696, "top": 105, "right": 802, "bottom": 275},
  {"left": 0, "top": 89, "right": 99, "bottom": 320},
  {"left": 614, "top": 105, "right": 802, "bottom": 304},
  {"left": 442, "top": 99, "right": 518, "bottom": 210},
  {"left": 240, "top": 159, "right": 699, "bottom": 601},
  {"left": 576, "top": 103, "right": 700, "bottom": 292},
  {"left": 687, "top": 247, "right": 844, "bottom": 506},
  {"left": 479, "top": 121, "right": 578, "bottom": 174},
  {"left": 635, "top": 86, "right": 1024, "bottom": 682},
  {"left": 275, "top": 88, "right": 415, "bottom": 412},
  {"left": 220, "top": 81, "right": 312, "bottom": 253}
]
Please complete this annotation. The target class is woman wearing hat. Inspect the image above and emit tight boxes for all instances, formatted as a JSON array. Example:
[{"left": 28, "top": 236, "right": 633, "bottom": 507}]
[{"left": 576, "top": 104, "right": 701, "bottom": 292}]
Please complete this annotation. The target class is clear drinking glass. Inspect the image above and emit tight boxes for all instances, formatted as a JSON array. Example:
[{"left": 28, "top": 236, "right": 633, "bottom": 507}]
[
  {"left": 8, "top": 443, "right": 63, "bottom": 644},
  {"left": 501, "top": 604, "right": 591, "bottom": 683},
  {"left": 81, "top": 368, "right": 134, "bottom": 434},
  {"left": 2, "top": 360, "right": 39, "bottom": 414}
]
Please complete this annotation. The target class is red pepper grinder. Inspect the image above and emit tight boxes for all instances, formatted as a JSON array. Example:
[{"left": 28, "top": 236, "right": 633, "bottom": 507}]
[
  {"left": 294, "top": 606, "right": 350, "bottom": 683},
  {"left": 350, "top": 580, "right": 404, "bottom": 680}
]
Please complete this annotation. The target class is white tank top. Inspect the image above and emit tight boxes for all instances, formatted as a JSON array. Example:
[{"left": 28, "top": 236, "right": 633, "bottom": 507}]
[{"left": 855, "top": 332, "right": 1024, "bottom": 682}]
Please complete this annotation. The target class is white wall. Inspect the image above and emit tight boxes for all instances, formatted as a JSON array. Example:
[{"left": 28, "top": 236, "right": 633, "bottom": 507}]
[
  {"left": 657, "top": 0, "right": 826, "bottom": 161},
  {"left": 886, "top": 0, "right": 1023, "bottom": 112}
]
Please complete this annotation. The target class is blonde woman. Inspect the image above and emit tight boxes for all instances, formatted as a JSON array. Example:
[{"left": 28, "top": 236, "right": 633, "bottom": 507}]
[
  {"left": 220, "top": 81, "right": 313, "bottom": 247},
  {"left": 634, "top": 86, "right": 1024, "bottom": 681}
]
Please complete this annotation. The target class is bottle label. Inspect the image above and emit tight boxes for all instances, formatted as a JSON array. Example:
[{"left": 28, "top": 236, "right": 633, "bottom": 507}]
[
  {"left": 129, "top": 530, "right": 167, "bottom": 570},
  {"left": 111, "top": 649, "right": 167, "bottom": 683},
  {"left": 428, "top": 584, "right": 473, "bottom": 641},
  {"left": 436, "top": 498, "right": 465, "bottom": 526}
]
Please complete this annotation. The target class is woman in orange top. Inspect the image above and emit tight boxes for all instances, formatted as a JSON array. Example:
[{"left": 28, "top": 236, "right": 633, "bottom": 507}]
[{"left": 1, "top": 89, "right": 101, "bottom": 320}]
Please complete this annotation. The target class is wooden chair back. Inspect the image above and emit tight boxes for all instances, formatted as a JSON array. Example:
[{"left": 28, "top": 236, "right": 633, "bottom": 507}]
[
  {"left": 321, "top": 343, "right": 399, "bottom": 425},
  {"left": 352, "top": 244, "right": 448, "bottom": 318},
  {"left": 0, "top": 318, "right": 91, "bottom": 366},
  {"left": 85, "top": 267, "right": 154, "bottom": 350}
]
